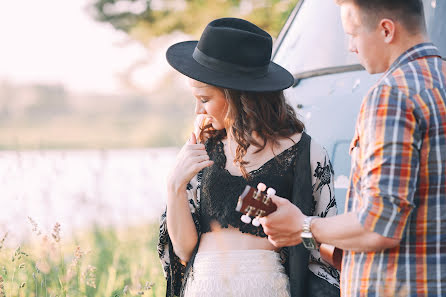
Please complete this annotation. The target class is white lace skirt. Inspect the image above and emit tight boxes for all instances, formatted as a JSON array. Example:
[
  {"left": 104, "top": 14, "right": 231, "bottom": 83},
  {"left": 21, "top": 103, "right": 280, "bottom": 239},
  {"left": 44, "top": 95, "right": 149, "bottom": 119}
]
[{"left": 183, "top": 249, "right": 290, "bottom": 297}]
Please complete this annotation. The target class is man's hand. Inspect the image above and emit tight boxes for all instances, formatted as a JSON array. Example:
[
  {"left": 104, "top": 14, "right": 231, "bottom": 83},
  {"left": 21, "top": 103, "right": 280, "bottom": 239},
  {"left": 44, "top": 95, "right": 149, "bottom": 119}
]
[{"left": 259, "top": 194, "right": 307, "bottom": 248}]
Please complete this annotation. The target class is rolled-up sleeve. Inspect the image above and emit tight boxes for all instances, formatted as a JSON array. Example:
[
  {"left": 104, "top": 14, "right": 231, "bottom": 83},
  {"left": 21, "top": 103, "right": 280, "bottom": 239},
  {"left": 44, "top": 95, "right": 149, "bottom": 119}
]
[{"left": 356, "top": 86, "right": 419, "bottom": 239}]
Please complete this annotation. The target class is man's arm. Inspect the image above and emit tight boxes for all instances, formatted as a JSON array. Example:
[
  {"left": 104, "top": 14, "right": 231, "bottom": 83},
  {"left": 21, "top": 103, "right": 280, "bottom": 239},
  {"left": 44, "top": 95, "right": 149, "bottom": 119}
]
[
  {"left": 262, "top": 86, "right": 418, "bottom": 252},
  {"left": 311, "top": 212, "right": 400, "bottom": 252},
  {"left": 260, "top": 196, "right": 399, "bottom": 251}
]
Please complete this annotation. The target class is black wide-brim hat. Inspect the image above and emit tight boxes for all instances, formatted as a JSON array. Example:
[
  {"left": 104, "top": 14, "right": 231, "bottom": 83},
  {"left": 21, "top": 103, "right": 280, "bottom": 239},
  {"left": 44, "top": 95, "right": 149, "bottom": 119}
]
[{"left": 166, "top": 18, "right": 294, "bottom": 92}]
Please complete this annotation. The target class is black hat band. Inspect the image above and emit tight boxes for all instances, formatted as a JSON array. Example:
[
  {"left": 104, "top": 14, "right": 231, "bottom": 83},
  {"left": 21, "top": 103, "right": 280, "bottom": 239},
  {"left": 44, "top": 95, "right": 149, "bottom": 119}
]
[{"left": 192, "top": 47, "right": 269, "bottom": 78}]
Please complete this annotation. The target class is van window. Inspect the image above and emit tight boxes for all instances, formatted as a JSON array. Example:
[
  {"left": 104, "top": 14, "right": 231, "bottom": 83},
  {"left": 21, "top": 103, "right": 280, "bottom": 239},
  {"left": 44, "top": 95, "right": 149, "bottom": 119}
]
[
  {"left": 273, "top": 0, "right": 358, "bottom": 75},
  {"left": 274, "top": 0, "right": 445, "bottom": 76}
]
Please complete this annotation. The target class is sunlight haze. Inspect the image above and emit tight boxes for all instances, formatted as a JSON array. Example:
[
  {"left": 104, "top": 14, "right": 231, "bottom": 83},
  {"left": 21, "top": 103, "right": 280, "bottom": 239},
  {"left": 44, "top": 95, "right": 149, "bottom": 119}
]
[{"left": 0, "top": 0, "right": 150, "bottom": 94}]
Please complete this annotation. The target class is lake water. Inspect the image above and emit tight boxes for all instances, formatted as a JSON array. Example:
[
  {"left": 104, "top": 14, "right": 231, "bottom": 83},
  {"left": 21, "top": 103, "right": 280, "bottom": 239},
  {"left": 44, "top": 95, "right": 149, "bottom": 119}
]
[{"left": 0, "top": 148, "right": 179, "bottom": 245}]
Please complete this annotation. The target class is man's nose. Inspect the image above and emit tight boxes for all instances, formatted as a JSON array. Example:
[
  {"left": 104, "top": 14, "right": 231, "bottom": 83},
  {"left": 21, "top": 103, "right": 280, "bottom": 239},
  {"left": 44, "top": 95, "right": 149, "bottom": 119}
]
[{"left": 349, "top": 39, "right": 358, "bottom": 53}]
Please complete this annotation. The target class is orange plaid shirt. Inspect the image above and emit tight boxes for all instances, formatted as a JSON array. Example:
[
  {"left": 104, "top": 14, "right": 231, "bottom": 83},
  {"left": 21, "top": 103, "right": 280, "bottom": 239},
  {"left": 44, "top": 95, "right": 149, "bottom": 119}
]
[{"left": 342, "top": 43, "right": 446, "bottom": 297}]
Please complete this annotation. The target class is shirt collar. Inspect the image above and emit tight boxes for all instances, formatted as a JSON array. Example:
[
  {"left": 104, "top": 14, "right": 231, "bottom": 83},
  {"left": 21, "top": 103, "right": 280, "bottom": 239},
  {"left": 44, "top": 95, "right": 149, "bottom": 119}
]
[{"left": 386, "top": 42, "right": 441, "bottom": 74}]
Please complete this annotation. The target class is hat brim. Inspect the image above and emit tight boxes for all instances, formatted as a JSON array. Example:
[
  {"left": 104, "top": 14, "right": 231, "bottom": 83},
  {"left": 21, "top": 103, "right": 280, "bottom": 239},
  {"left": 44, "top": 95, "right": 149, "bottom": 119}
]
[{"left": 166, "top": 41, "right": 294, "bottom": 92}]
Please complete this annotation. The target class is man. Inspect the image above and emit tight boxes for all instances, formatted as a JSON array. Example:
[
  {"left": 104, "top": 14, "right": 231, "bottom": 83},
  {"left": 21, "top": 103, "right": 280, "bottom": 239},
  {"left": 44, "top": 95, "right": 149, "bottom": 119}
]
[{"left": 260, "top": 0, "right": 446, "bottom": 296}]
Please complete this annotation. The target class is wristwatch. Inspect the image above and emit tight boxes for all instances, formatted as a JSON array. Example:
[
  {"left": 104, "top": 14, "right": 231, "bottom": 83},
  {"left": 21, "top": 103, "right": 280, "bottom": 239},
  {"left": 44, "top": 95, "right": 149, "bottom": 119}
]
[{"left": 301, "top": 216, "right": 319, "bottom": 250}]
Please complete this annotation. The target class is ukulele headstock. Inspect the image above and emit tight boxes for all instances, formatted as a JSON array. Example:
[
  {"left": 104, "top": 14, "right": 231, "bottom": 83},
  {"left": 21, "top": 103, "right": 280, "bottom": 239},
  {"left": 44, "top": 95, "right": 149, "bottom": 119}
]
[{"left": 236, "top": 183, "right": 277, "bottom": 226}]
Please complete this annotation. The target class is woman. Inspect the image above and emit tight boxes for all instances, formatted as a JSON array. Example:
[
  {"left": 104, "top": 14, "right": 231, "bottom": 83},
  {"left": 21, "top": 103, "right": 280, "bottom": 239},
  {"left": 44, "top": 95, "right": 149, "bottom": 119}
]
[{"left": 158, "top": 18, "right": 339, "bottom": 297}]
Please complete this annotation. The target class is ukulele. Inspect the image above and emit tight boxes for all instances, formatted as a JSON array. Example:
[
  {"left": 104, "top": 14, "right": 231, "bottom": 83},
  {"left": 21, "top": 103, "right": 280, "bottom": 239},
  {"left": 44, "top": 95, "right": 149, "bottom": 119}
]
[{"left": 236, "top": 183, "right": 343, "bottom": 271}]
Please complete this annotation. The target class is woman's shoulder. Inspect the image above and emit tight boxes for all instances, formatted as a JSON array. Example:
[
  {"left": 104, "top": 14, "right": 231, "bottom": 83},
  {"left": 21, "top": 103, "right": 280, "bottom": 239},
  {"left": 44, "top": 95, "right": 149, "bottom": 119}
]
[
  {"left": 308, "top": 137, "right": 328, "bottom": 160},
  {"left": 300, "top": 133, "right": 332, "bottom": 171},
  {"left": 281, "top": 132, "right": 326, "bottom": 157},
  {"left": 274, "top": 132, "right": 302, "bottom": 151}
]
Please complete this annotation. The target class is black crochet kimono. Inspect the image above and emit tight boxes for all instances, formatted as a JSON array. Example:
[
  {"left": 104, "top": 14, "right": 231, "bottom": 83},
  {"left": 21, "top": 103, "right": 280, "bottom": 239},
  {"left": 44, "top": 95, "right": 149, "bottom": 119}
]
[{"left": 158, "top": 132, "right": 340, "bottom": 297}]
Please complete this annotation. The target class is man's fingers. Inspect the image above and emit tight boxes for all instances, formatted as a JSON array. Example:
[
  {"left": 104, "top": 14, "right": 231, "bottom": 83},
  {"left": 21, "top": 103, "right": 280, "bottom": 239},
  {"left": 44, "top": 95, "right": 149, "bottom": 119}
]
[
  {"left": 259, "top": 216, "right": 281, "bottom": 235},
  {"left": 268, "top": 236, "right": 277, "bottom": 246},
  {"left": 268, "top": 236, "right": 284, "bottom": 248},
  {"left": 259, "top": 195, "right": 288, "bottom": 224},
  {"left": 261, "top": 204, "right": 284, "bottom": 228},
  {"left": 268, "top": 194, "right": 288, "bottom": 206},
  {"left": 259, "top": 211, "right": 281, "bottom": 231},
  {"left": 268, "top": 235, "right": 301, "bottom": 248},
  {"left": 261, "top": 221, "right": 270, "bottom": 235}
]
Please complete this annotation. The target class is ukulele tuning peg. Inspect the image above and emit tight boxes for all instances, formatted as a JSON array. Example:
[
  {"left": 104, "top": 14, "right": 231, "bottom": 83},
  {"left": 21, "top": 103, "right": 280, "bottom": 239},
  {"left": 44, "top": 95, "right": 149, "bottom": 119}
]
[
  {"left": 241, "top": 214, "right": 252, "bottom": 224},
  {"left": 252, "top": 217, "right": 260, "bottom": 227},
  {"left": 257, "top": 183, "right": 267, "bottom": 192},
  {"left": 266, "top": 187, "right": 276, "bottom": 197}
]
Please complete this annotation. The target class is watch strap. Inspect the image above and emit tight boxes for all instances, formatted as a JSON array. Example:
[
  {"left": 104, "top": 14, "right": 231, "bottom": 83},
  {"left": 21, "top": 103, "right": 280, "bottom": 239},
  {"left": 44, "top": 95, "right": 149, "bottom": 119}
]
[
  {"left": 301, "top": 216, "right": 320, "bottom": 250},
  {"left": 303, "top": 216, "right": 318, "bottom": 233}
]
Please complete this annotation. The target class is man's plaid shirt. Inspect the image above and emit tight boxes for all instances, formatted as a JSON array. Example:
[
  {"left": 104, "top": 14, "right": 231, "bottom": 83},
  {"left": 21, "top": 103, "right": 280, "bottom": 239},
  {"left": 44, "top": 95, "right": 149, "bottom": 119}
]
[{"left": 342, "top": 43, "right": 446, "bottom": 297}]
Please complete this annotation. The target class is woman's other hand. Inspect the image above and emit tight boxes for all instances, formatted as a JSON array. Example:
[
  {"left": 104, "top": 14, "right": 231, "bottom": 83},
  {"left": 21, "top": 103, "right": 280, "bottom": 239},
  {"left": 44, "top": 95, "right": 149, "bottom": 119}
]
[
  {"left": 167, "top": 132, "right": 214, "bottom": 194},
  {"left": 166, "top": 132, "right": 211, "bottom": 261}
]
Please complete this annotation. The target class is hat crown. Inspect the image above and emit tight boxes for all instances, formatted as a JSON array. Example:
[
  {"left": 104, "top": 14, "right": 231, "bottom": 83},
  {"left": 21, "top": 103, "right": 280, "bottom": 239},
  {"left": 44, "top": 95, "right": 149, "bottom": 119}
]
[
  {"left": 165, "top": 17, "right": 293, "bottom": 92},
  {"left": 196, "top": 18, "right": 272, "bottom": 68}
]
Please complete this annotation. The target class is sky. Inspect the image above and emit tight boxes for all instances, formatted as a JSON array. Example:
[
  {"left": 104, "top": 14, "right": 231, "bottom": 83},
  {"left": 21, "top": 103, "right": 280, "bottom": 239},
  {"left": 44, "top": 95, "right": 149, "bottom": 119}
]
[{"left": 0, "top": 0, "right": 151, "bottom": 94}]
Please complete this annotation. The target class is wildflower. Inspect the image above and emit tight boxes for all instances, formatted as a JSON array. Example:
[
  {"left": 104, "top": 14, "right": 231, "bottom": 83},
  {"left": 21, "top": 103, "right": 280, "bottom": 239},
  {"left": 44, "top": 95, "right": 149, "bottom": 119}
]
[
  {"left": 123, "top": 285, "right": 129, "bottom": 295},
  {"left": 0, "top": 275, "right": 5, "bottom": 297},
  {"left": 143, "top": 281, "right": 153, "bottom": 291},
  {"left": 51, "top": 223, "right": 61, "bottom": 243},
  {"left": 82, "top": 265, "right": 96, "bottom": 289},
  {"left": 12, "top": 246, "right": 28, "bottom": 262},
  {"left": 0, "top": 232, "right": 7, "bottom": 250},
  {"left": 28, "top": 217, "right": 42, "bottom": 236},
  {"left": 74, "top": 246, "right": 83, "bottom": 259},
  {"left": 66, "top": 246, "right": 83, "bottom": 281}
]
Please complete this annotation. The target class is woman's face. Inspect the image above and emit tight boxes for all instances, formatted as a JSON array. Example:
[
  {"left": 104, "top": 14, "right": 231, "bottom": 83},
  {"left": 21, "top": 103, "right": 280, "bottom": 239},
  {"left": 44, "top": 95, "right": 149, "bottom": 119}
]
[{"left": 189, "top": 79, "right": 228, "bottom": 130}]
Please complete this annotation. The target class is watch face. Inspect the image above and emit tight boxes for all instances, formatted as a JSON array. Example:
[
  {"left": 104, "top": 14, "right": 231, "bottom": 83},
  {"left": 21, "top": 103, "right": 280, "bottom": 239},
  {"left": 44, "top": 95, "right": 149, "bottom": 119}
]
[{"left": 301, "top": 232, "right": 318, "bottom": 250}]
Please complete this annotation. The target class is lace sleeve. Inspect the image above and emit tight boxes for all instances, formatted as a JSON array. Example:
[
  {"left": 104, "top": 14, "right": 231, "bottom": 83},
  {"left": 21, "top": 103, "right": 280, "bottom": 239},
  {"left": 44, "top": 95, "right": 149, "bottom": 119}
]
[
  {"left": 158, "top": 173, "right": 201, "bottom": 296},
  {"left": 310, "top": 141, "right": 337, "bottom": 218},
  {"left": 307, "top": 140, "right": 340, "bottom": 288}
]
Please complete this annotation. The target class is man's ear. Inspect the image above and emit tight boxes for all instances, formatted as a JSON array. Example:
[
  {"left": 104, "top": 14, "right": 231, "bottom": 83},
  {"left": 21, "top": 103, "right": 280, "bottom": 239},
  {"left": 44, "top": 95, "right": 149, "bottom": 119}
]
[{"left": 380, "top": 18, "right": 396, "bottom": 43}]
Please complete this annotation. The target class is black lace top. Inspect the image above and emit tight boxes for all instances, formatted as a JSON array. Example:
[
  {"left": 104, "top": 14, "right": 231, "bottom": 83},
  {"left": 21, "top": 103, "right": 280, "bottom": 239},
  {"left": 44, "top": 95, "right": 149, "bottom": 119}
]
[{"left": 200, "top": 137, "right": 299, "bottom": 237}]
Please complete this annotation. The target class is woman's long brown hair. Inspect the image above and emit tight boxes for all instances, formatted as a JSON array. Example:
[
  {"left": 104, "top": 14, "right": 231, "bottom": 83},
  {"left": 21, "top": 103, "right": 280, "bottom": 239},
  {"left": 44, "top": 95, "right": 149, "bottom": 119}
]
[{"left": 199, "top": 88, "right": 305, "bottom": 179}]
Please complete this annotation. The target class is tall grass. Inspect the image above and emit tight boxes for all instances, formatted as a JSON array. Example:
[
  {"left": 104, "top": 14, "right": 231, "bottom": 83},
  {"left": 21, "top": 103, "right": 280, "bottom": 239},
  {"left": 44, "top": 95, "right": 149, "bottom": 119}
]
[{"left": 0, "top": 221, "right": 166, "bottom": 297}]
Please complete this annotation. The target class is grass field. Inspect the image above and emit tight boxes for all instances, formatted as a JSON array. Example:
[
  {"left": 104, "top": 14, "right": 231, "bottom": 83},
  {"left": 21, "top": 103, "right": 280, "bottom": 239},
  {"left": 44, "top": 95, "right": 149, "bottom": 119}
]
[{"left": 0, "top": 223, "right": 166, "bottom": 297}]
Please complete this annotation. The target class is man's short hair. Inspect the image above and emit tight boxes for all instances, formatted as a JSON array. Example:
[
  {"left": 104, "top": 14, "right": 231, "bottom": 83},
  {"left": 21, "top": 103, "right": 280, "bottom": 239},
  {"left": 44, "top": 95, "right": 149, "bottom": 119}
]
[{"left": 337, "top": 0, "right": 426, "bottom": 34}]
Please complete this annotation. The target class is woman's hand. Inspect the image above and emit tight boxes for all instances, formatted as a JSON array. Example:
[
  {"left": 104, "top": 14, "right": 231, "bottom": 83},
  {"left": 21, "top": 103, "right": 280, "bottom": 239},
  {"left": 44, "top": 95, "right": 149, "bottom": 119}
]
[
  {"left": 166, "top": 131, "right": 209, "bottom": 262},
  {"left": 167, "top": 132, "right": 214, "bottom": 194}
]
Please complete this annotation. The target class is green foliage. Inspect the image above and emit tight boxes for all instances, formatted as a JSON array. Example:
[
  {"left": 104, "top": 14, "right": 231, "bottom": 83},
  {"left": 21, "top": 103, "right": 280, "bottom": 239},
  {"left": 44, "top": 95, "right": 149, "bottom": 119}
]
[
  {"left": 89, "top": 0, "right": 299, "bottom": 42},
  {"left": 0, "top": 224, "right": 165, "bottom": 297}
]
